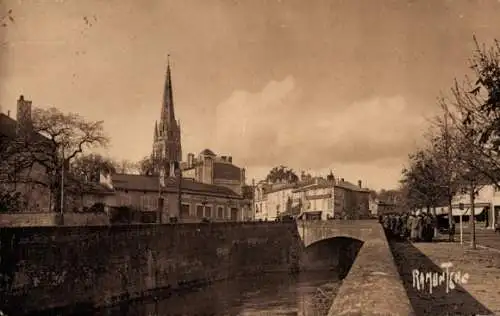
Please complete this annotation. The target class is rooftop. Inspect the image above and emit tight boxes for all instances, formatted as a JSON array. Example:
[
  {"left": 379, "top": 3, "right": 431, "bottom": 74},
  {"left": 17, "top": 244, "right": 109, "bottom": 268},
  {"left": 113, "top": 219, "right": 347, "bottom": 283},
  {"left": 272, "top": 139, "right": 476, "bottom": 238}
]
[{"left": 111, "top": 173, "right": 241, "bottom": 198}]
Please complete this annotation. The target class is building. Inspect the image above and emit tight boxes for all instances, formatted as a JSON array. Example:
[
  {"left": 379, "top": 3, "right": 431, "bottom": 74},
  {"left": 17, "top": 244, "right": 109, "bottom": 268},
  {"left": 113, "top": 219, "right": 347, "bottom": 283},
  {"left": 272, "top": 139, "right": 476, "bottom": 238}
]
[
  {"left": 182, "top": 149, "right": 246, "bottom": 195},
  {"left": 0, "top": 95, "right": 112, "bottom": 215},
  {"left": 101, "top": 59, "right": 246, "bottom": 222},
  {"left": 258, "top": 182, "right": 297, "bottom": 221},
  {"left": 0, "top": 96, "right": 53, "bottom": 213},
  {"left": 151, "top": 58, "right": 182, "bottom": 177},
  {"left": 431, "top": 184, "right": 500, "bottom": 229},
  {"left": 369, "top": 197, "right": 379, "bottom": 216},
  {"left": 254, "top": 180, "right": 270, "bottom": 220},
  {"left": 252, "top": 173, "right": 370, "bottom": 221},
  {"left": 85, "top": 172, "right": 244, "bottom": 222},
  {"left": 375, "top": 201, "right": 398, "bottom": 216}
]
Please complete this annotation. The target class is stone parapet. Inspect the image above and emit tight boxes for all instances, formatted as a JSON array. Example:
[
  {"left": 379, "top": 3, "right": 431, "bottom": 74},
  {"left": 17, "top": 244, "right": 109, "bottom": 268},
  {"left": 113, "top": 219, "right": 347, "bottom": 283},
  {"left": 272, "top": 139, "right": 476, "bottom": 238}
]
[{"left": 328, "top": 227, "right": 415, "bottom": 316}]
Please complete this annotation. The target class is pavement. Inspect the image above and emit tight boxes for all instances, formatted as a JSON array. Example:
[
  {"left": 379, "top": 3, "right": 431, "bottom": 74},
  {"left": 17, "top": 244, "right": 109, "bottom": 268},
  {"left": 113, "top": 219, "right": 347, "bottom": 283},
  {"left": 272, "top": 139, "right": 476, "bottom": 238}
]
[
  {"left": 447, "top": 226, "right": 500, "bottom": 250},
  {"left": 390, "top": 231, "right": 500, "bottom": 316}
]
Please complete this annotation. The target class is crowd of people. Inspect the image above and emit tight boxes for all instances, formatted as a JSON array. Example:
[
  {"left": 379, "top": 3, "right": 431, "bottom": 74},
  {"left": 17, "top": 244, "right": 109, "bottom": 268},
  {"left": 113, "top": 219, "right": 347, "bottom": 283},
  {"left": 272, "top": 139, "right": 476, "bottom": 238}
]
[{"left": 379, "top": 212, "right": 443, "bottom": 242}]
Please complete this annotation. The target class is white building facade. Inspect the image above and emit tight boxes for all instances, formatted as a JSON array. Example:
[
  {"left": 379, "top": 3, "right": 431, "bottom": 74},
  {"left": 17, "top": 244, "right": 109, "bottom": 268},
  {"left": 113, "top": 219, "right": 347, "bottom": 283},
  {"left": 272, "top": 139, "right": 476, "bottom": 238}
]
[
  {"left": 433, "top": 184, "right": 500, "bottom": 229},
  {"left": 253, "top": 177, "right": 370, "bottom": 221}
]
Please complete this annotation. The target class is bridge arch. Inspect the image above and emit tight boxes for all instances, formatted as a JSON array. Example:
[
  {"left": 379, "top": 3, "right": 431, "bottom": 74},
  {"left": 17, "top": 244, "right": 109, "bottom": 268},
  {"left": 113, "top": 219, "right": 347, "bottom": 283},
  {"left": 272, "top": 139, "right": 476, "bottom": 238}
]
[
  {"left": 296, "top": 220, "right": 380, "bottom": 248},
  {"left": 301, "top": 235, "right": 364, "bottom": 277}
]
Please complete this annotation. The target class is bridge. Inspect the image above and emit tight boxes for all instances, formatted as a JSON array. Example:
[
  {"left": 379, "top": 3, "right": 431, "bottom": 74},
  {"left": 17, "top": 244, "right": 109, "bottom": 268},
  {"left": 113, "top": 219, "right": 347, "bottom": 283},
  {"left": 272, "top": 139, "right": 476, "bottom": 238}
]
[{"left": 296, "top": 219, "right": 383, "bottom": 247}]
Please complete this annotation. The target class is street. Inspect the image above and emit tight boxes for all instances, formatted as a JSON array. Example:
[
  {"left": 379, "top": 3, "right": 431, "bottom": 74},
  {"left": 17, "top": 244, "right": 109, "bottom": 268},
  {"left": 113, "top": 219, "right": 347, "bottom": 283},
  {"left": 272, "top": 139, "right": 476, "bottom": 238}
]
[{"left": 451, "top": 226, "right": 500, "bottom": 251}]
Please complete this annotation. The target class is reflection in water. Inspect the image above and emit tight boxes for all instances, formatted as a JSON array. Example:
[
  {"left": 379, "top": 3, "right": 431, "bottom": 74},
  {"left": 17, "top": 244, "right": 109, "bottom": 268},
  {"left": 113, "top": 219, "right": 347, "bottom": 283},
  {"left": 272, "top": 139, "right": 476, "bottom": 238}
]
[{"left": 93, "top": 271, "right": 341, "bottom": 316}]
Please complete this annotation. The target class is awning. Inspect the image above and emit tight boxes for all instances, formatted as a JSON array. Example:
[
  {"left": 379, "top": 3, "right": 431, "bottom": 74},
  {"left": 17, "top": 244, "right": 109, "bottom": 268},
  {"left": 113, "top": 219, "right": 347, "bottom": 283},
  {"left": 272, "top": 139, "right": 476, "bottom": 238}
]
[{"left": 435, "top": 207, "right": 486, "bottom": 217}]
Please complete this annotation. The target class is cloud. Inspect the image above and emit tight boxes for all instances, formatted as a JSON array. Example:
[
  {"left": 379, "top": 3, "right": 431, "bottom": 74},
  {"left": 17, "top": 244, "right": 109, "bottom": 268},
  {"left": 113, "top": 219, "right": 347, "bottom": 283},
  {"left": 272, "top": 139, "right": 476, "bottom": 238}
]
[{"left": 213, "top": 77, "right": 427, "bottom": 174}]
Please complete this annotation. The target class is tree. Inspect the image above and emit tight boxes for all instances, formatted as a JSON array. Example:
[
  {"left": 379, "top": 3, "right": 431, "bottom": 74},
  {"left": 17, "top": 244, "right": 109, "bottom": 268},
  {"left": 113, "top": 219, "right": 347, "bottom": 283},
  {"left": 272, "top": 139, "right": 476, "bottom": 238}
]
[
  {"left": 137, "top": 156, "right": 154, "bottom": 176},
  {"left": 440, "top": 37, "right": 500, "bottom": 187},
  {"left": 266, "top": 165, "right": 299, "bottom": 184},
  {"left": 433, "top": 37, "right": 500, "bottom": 246},
  {"left": 23, "top": 107, "right": 109, "bottom": 213},
  {"left": 400, "top": 149, "right": 448, "bottom": 214},
  {"left": 113, "top": 159, "right": 136, "bottom": 174},
  {"left": 70, "top": 153, "right": 117, "bottom": 181}
]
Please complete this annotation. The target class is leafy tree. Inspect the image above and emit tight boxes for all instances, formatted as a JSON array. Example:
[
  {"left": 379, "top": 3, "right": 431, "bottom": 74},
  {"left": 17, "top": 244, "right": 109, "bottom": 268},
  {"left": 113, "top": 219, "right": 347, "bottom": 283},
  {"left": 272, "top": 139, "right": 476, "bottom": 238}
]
[
  {"left": 137, "top": 156, "right": 154, "bottom": 176},
  {"left": 400, "top": 149, "right": 448, "bottom": 214},
  {"left": 70, "top": 153, "right": 117, "bottom": 181},
  {"left": 114, "top": 159, "right": 136, "bottom": 174},
  {"left": 266, "top": 165, "right": 299, "bottom": 184}
]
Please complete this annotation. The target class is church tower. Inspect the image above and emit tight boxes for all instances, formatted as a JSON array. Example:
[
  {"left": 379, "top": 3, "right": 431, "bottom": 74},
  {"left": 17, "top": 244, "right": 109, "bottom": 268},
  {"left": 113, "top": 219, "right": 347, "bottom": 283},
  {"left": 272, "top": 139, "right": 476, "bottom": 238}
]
[{"left": 151, "top": 57, "right": 182, "bottom": 177}]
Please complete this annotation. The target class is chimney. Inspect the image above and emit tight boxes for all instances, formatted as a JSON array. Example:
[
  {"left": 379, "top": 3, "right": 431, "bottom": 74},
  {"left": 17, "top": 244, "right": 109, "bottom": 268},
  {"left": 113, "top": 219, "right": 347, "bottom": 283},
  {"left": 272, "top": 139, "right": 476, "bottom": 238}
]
[
  {"left": 16, "top": 95, "right": 33, "bottom": 135},
  {"left": 228, "top": 156, "right": 232, "bottom": 163},
  {"left": 7, "top": 110, "right": 10, "bottom": 117},
  {"left": 341, "top": 178, "right": 344, "bottom": 182},
  {"left": 358, "top": 180, "right": 362, "bottom": 188},
  {"left": 240, "top": 168, "right": 246, "bottom": 184},
  {"left": 187, "top": 153, "right": 194, "bottom": 168}
]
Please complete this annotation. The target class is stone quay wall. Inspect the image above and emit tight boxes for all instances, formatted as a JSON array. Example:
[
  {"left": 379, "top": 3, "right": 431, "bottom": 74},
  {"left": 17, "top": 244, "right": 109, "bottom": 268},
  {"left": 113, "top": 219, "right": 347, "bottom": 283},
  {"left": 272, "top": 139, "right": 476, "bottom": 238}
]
[
  {"left": 328, "top": 224, "right": 415, "bottom": 316},
  {"left": 0, "top": 212, "right": 110, "bottom": 227},
  {"left": 0, "top": 222, "right": 302, "bottom": 315}
]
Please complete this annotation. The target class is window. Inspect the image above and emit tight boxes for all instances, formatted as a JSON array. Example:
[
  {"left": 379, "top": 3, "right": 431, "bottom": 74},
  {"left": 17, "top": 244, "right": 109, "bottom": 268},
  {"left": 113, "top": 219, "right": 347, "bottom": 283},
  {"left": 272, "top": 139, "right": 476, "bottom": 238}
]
[
  {"left": 196, "top": 205, "right": 204, "bottom": 218},
  {"left": 328, "top": 198, "right": 333, "bottom": 210},
  {"left": 230, "top": 208, "right": 238, "bottom": 221},
  {"left": 204, "top": 206, "right": 212, "bottom": 218},
  {"left": 180, "top": 204, "right": 190, "bottom": 219},
  {"left": 158, "top": 197, "right": 165, "bottom": 211},
  {"left": 217, "top": 206, "right": 224, "bottom": 218},
  {"left": 141, "top": 195, "right": 158, "bottom": 211},
  {"left": 119, "top": 194, "right": 132, "bottom": 206}
]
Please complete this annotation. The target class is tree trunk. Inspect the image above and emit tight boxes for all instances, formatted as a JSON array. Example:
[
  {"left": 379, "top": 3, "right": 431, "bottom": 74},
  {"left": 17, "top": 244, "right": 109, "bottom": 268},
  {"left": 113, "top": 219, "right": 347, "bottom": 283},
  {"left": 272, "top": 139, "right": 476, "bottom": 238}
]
[
  {"left": 432, "top": 206, "right": 438, "bottom": 237},
  {"left": 470, "top": 183, "right": 476, "bottom": 249},
  {"left": 448, "top": 197, "right": 453, "bottom": 240},
  {"left": 52, "top": 171, "right": 63, "bottom": 216}
]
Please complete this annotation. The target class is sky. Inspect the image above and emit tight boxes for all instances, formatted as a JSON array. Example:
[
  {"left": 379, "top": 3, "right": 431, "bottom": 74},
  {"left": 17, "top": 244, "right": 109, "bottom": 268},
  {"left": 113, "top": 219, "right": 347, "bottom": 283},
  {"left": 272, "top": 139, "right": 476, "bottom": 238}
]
[{"left": 1, "top": 0, "right": 500, "bottom": 190}]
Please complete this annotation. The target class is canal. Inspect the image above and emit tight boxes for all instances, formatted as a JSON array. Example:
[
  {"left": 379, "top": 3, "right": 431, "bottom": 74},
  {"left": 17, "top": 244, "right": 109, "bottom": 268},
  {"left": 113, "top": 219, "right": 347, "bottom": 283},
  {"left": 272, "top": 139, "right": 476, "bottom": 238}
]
[{"left": 88, "top": 271, "right": 341, "bottom": 316}]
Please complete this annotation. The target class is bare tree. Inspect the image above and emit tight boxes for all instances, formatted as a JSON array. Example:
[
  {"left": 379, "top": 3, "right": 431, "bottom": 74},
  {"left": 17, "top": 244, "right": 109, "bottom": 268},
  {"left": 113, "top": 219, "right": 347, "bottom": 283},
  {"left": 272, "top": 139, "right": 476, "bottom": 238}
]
[
  {"left": 440, "top": 37, "right": 500, "bottom": 187},
  {"left": 20, "top": 107, "right": 109, "bottom": 213}
]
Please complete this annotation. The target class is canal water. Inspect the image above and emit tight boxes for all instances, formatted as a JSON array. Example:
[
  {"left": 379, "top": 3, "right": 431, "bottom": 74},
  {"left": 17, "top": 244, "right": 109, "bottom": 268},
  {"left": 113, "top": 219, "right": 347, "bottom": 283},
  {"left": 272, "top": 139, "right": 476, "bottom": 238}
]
[{"left": 91, "top": 271, "right": 341, "bottom": 316}]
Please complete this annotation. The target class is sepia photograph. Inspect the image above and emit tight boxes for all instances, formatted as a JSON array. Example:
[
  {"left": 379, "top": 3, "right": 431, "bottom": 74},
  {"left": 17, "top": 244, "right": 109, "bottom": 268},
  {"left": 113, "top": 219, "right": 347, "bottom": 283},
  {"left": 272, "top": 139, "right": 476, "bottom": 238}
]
[{"left": 1, "top": 0, "right": 500, "bottom": 315}]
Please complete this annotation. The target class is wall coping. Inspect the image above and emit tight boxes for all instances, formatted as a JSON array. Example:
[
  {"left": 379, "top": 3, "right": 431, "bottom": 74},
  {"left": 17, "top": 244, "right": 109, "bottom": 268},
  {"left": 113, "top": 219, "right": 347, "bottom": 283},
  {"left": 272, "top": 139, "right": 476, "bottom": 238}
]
[{"left": 328, "top": 226, "right": 415, "bottom": 316}]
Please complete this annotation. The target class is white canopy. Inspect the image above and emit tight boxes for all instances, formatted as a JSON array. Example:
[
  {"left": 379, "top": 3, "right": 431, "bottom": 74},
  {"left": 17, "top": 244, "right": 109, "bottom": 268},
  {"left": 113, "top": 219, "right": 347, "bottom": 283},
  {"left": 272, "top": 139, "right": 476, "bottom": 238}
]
[{"left": 435, "top": 207, "right": 486, "bottom": 217}]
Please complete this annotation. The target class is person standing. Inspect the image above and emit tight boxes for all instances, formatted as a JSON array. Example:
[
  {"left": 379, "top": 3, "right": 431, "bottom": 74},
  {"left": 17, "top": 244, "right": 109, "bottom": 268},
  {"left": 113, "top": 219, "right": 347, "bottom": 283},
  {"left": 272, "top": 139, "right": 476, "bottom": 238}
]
[
  {"left": 485, "top": 208, "right": 489, "bottom": 228},
  {"left": 424, "top": 214, "right": 433, "bottom": 242},
  {"left": 410, "top": 213, "right": 419, "bottom": 242},
  {"left": 416, "top": 214, "right": 424, "bottom": 242},
  {"left": 449, "top": 217, "right": 456, "bottom": 242}
]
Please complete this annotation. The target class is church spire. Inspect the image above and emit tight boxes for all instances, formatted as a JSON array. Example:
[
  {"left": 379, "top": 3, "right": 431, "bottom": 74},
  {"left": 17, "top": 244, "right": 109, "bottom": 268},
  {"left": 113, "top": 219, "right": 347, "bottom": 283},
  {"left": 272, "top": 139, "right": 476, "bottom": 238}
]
[{"left": 161, "top": 55, "right": 176, "bottom": 129}]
